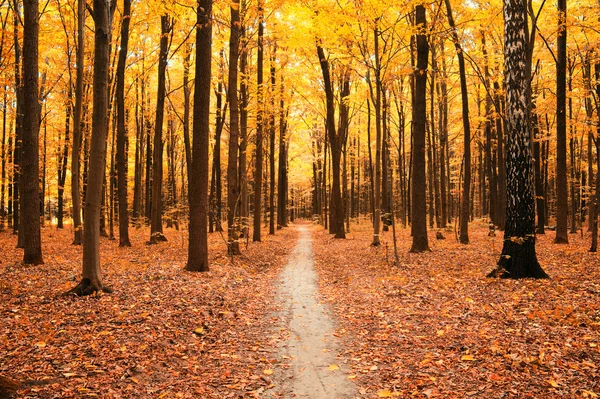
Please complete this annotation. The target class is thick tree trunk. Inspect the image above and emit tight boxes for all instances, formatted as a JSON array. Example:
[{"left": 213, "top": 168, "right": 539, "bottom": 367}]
[
  {"left": 149, "top": 15, "right": 172, "bottom": 244},
  {"left": 554, "top": 0, "right": 568, "bottom": 243},
  {"left": 12, "top": 1, "right": 22, "bottom": 243},
  {"left": 410, "top": 4, "right": 430, "bottom": 252},
  {"left": 488, "top": 0, "right": 548, "bottom": 279},
  {"left": 186, "top": 0, "right": 212, "bottom": 272},
  {"left": 68, "top": 0, "right": 113, "bottom": 295},
  {"left": 21, "top": 0, "right": 43, "bottom": 265},
  {"left": 116, "top": 0, "right": 131, "bottom": 247}
]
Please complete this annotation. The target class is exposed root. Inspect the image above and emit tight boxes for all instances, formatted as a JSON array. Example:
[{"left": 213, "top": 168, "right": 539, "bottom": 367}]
[{"left": 63, "top": 278, "right": 113, "bottom": 297}]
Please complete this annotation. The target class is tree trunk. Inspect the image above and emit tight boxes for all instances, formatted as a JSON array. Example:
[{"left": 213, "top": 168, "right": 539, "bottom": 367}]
[
  {"left": 21, "top": 0, "right": 43, "bottom": 265},
  {"left": 554, "top": 0, "right": 568, "bottom": 243},
  {"left": 12, "top": 0, "right": 22, "bottom": 243},
  {"left": 444, "top": 0, "right": 471, "bottom": 244},
  {"left": 488, "top": 0, "right": 548, "bottom": 279},
  {"left": 149, "top": 15, "right": 172, "bottom": 244},
  {"left": 239, "top": 22, "right": 249, "bottom": 238},
  {"left": 186, "top": 0, "right": 212, "bottom": 272},
  {"left": 277, "top": 74, "right": 288, "bottom": 229},
  {"left": 116, "top": 0, "right": 131, "bottom": 247},
  {"left": 253, "top": 1, "right": 264, "bottom": 241},
  {"left": 71, "top": 0, "right": 85, "bottom": 245},
  {"left": 410, "top": 4, "right": 430, "bottom": 252},
  {"left": 227, "top": 0, "right": 241, "bottom": 254},
  {"left": 317, "top": 45, "right": 345, "bottom": 239},
  {"left": 68, "top": 0, "right": 112, "bottom": 295}
]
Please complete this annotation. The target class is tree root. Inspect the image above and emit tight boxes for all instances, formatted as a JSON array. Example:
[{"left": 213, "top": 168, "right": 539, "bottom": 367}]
[{"left": 63, "top": 278, "right": 113, "bottom": 297}]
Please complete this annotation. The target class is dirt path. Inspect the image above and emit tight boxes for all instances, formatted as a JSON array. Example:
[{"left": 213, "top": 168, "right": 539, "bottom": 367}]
[{"left": 269, "top": 225, "right": 355, "bottom": 398}]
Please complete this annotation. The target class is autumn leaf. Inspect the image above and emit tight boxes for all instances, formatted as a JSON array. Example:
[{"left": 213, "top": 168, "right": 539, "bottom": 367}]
[
  {"left": 377, "top": 389, "right": 393, "bottom": 397},
  {"left": 263, "top": 369, "right": 274, "bottom": 376},
  {"left": 328, "top": 364, "right": 340, "bottom": 371}
]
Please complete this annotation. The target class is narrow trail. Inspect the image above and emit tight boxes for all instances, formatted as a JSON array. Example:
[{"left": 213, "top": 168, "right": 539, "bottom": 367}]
[{"left": 269, "top": 224, "right": 355, "bottom": 398}]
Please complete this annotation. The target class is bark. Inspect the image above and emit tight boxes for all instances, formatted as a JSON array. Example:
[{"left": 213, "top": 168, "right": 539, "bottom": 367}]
[
  {"left": 410, "top": 4, "right": 430, "bottom": 252},
  {"left": 185, "top": 0, "right": 212, "bottom": 272},
  {"left": 277, "top": 74, "right": 288, "bottom": 228},
  {"left": 444, "top": 0, "right": 471, "bottom": 244},
  {"left": 68, "top": 0, "right": 113, "bottom": 295},
  {"left": 116, "top": 0, "right": 131, "bottom": 247},
  {"left": 12, "top": 0, "right": 22, "bottom": 242},
  {"left": 71, "top": 0, "right": 85, "bottom": 244},
  {"left": 239, "top": 23, "right": 249, "bottom": 238},
  {"left": 227, "top": 0, "right": 241, "bottom": 254},
  {"left": 21, "top": 0, "right": 43, "bottom": 265},
  {"left": 149, "top": 15, "right": 172, "bottom": 244},
  {"left": 132, "top": 78, "right": 142, "bottom": 222},
  {"left": 554, "top": 0, "right": 568, "bottom": 243},
  {"left": 252, "top": 1, "right": 264, "bottom": 242},
  {"left": 317, "top": 45, "right": 345, "bottom": 239},
  {"left": 57, "top": 86, "right": 71, "bottom": 229},
  {"left": 209, "top": 50, "right": 226, "bottom": 234},
  {"left": 488, "top": 0, "right": 548, "bottom": 279}
]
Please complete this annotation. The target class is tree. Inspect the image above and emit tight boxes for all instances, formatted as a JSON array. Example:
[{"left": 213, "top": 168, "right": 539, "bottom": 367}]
[
  {"left": 554, "top": 0, "right": 568, "bottom": 244},
  {"left": 253, "top": 0, "right": 264, "bottom": 242},
  {"left": 149, "top": 15, "right": 173, "bottom": 244},
  {"left": 226, "top": 0, "right": 241, "bottom": 254},
  {"left": 21, "top": 0, "right": 43, "bottom": 265},
  {"left": 317, "top": 45, "right": 346, "bottom": 239},
  {"left": 410, "top": 4, "right": 430, "bottom": 253},
  {"left": 487, "top": 0, "right": 548, "bottom": 279},
  {"left": 185, "top": 0, "right": 212, "bottom": 272},
  {"left": 116, "top": 0, "right": 131, "bottom": 247},
  {"left": 68, "top": 0, "right": 113, "bottom": 295},
  {"left": 443, "top": 0, "right": 471, "bottom": 244}
]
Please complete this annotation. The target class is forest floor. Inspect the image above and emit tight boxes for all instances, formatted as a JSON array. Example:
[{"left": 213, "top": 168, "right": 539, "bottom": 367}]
[{"left": 0, "top": 220, "right": 599, "bottom": 398}]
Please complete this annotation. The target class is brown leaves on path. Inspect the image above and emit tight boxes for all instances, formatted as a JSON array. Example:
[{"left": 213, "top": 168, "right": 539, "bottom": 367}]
[
  {"left": 0, "top": 224, "right": 297, "bottom": 398},
  {"left": 311, "top": 221, "right": 600, "bottom": 398}
]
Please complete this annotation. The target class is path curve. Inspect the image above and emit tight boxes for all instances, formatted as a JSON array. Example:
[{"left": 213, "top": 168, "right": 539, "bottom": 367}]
[{"left": 270, "top": 224, "right": 355, "bottom": 398}]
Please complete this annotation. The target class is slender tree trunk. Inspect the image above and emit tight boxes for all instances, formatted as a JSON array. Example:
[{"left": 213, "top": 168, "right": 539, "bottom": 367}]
[
  {"left": 227, "top": 0, "right": 241, "bottom": 253},
  {"left": 554, "top": 0, "right": 568, "bottom": 243},
  {"left": 253, "top": 1, "right": 264, "bottom": 241},
  {"left": 268, "top": 52, "right": 277, "bottom": 235},
  {"left": 12, "top": 0, "right": 22, "bottom": 243},
  {"left": 277, "top": 74, "right": 288, "bottom": 228},
  {"left": 444, "top": 0, "right": 471, "bottom": 244},
  {"left": 410, "top": 4, "right": 430, "bottom": 252},
  {"left": 116, "top": 0, "right": 131, "bottom": 246},
  {"left": 239, "top": 21, "right": 249, "bottom": 238},
  {"left": 71, "top": 0, "right": 85, "bottom": 244},
  {"left": 186, "top": 0, "right": 212, "bottom": 272},
  {"left": 149, "top": 15, "right": 172, "bottom": 244}
]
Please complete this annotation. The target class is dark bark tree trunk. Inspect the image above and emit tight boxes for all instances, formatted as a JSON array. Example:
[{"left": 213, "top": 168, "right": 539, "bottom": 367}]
[
  {"left": 71, "top": 0, "right": 85, "bottom": 244},
  {"left": 481, "top": 33, "right": 498, "bottom": 226},
  {"left": 68, "top": 0, "right": 113, "bottom": 295},
  {"left": 444, "top": 0, "right": 471, "bottom": 244},
  {"left": 149, "top": 15, "right": 172, "bottom": 244},
  {"left": 12, "top": 0, "right": 22, "bottom": 244},
  {"left": 186, "top": 0, "right": 212, "bottom": 272},
  {"left": 277, "top": 74, "right": 288, "bottom": 229},
  {"left": 116, "top": 0, "right": 131, "bottom": 246},
  {"left": 239, "top": 21, "right": 249, "bottom": 238},
  {"left": 488, "top": 0, "right": 548, "bottom": 279},
  {"left": 144, "top": 80, "right": 152, "bottom": 222},
  {"left": 21, "top": 0, "right": 43, "bottom": 265},
  {"left": 227, "top": 0, "right": 241, "bottom": 253},
  {"left": 410, "top": 4, "right": 430, "bottom": 252},
  {"left": 532, "top": 102, "right": 545, "bottom": 233},
  {"left": 57, "top": 86, "right": 71, "bottom": 230},
  {"left": 252, "top": 0, "right": 264, "bottom": 241},
  {"left": 317, "top": 45, "right": 345, "bottom": 239},
  {"left": 209, "top": 50, "right": 226, "bottom": 234},
  {"left": 132, "top": 77, "right": 143, "bottom": 223},
  {"left": 554, "top": 0, "right": 568, "bottom": 243}
]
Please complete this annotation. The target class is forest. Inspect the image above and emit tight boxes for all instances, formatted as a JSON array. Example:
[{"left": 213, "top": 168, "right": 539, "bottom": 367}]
[{"left": 0, "top": 0, "right": 599, "bottom": 397}]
